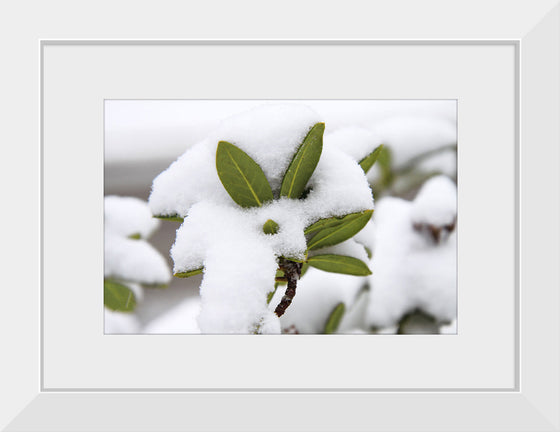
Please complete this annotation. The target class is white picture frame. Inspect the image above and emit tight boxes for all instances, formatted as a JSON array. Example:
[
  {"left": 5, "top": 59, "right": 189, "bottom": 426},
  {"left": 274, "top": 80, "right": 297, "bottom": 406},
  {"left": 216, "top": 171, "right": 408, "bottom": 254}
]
[{"left": 2, "top": 1, "right": 559, "bottom": 430}]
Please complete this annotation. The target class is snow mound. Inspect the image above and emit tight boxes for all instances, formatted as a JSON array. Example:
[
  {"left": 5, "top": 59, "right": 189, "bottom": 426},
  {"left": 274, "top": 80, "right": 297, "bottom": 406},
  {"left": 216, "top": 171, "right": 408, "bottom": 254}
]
[
  {"left": 104, "top": 196, "right": 171, "bottom": 285},
  {"left": 366, "top": 177, "right": 457, "bottom": 328},
  {"left": 410, "top": 175, "right": 457, "bottom": 226},
  {"left": 143, "top": 296, "right": 202, "bottom": 334},
  {"left": 105, "top": 195, "right": 160, "bottom": 239}
]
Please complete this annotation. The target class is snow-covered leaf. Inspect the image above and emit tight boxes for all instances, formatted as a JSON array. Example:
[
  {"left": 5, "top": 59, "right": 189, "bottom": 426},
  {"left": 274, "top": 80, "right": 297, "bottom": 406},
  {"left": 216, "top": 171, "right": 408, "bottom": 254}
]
[
  {"left": 174, "top": 267, "right": 204, "bottom": 278},
  {"left": 307, "top": 254, "right": 372, "bottom": 276},
  {"left": 324, "top": 302, "right": 346, "bottom": 334},
  {"left": 280, "top": 122, "right": 324, "bottom": 199},
  {"left": 359, "top": 144, "right": 384, "bottom": 174},
  {"left": 104, "top": 279, "right": 137, "bottom": 312},
  {"left": 306, "top": 210, "right": 373, "bottom": 250},
  {"left": 262, "top": 219, "right": 279, "bottom": 235},
  {"left": 216, "top": 141, "right": 273, "bottom": 208}
]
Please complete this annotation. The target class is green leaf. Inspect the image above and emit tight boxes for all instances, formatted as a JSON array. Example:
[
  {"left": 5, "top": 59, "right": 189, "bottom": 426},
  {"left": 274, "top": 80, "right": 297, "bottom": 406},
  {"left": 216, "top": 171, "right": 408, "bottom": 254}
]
[
  {"left": 216, "top": 141, "right": 273, "bottom": 208},
  {"left": 359, "top": 144, "right": 384, "bottom": 174},
  {"left": 305, "top": 211, "right": 365, "bottom": 236},
  {"left": 128, "top": 233, "right": 142, "bottom": 240},
  {"left": 364, "top": 246, "right": 373, "bottom": 259},
  {"left": 104, "top": 279, "right": 137, "bottom": 312},
  {"left": 280, "top": 122, "right": 325, "bottom": 199},
  {"left": 267, "top": 285, "right": 278, "bottom": 304},
  {"left": 324, "top": 302, "right": 346, "bottom": 334},
  {"left": 307, "top": 254, "right": 372, "bottom": 276},
  {"left": 376, "top": 146, "right": 394, "bottom": 190},
  {"left": 262, "top": 219, "right": 279, "bottom": 235},
  {"left": 174, "top": 267, "right": 204, "bottom": 278},
  {"left": 306, "top": 210, "right": 373, "bottom": 250},
  {"left": 154, "top": 214, "right": 184, "bottom": 222}
]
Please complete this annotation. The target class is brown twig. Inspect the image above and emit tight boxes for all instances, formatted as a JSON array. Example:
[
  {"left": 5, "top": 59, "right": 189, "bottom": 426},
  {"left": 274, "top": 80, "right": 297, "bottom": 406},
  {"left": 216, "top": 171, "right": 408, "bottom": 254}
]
[{"left": 274, "top": 258, "right": 303, "bottom": 317}]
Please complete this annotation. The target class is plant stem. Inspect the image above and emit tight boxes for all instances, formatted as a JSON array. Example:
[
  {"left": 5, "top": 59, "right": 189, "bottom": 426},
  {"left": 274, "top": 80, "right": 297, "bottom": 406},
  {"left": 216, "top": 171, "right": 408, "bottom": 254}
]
[{"left": 274, "top": 258, "right": 302, "bottom": 317}]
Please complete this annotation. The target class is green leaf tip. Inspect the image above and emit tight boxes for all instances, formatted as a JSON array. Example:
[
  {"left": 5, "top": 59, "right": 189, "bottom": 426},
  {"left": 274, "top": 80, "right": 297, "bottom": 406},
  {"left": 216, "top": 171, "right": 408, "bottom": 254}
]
[
  {"left": 306, "top": 210, "right": 373, "bottom": 251},
  {"left": 359, "top": 144, "right": 384, "bottom": 174},
  {"left": 324, "top": 302, "right": 346, "bottom": 334},
  {"left": 280, "top": 122, "right": 324, "bottom": 199},
  {"left": 216, "top": 141, "right": 273, "bottom": 208},
  {"left": 174, "top": 267, "right": 204, "bottom": 278},
  {"left": 267, "top": 285, "right": 278, "bottom": 304},
  {"left": 262, "top": 219, "right": 280, "bottom": 235},
  {"left": 307, "top": 254, "right": 372, "bottom": 276},
  {"left": 154, "top": 214, "right": 184, "bottom": 222},
  {"left": 104, "top": 279, "right": 137, "bottom": 312},
  {"left": 128, "top": 233, "right": 142, "bottom": 240}
]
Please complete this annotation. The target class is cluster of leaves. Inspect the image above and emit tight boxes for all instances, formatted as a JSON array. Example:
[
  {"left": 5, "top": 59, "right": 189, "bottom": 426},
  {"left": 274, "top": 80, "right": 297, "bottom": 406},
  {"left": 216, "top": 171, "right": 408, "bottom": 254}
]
[{"left": 167, "top": 121, "right": 384, "bottom": 331}]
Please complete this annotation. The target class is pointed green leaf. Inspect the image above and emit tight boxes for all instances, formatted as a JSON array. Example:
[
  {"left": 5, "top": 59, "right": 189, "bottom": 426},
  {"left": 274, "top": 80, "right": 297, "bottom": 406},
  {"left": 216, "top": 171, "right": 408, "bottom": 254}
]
[
  {"left": 216, "top": 141, "right": 273, "bottom": 208},
  {"left": 128, "top": 233, "right": 141, "bottom": 240},
  {"left": 307, "top": 254, "right": 372, "bottom": 276},
  {"left": 306, "top": 210, "right": 373, "bottom": 250},
  {"left": 364, "top": 245, "right": 373, "bottom": 260},
  {"left": 359, "top": 144, "right": 384, "bottom": 174},
  {"left": 154, "top": 214, "right": 184, "bottom": 222},
  {"left": 324, "top": 302, "right": 346, "bottom": 334},
  {"left": 280, "top": 122, "right": 325, "bottom": 199},
  {"left": 262, "top": 219, "right": 279, "bottom": 235},
  {"left": 174, "top": 267, "right": 204, "bottom": 278},
  {"left": 104, "top": 279, "right": 137, "bottom": 312}
]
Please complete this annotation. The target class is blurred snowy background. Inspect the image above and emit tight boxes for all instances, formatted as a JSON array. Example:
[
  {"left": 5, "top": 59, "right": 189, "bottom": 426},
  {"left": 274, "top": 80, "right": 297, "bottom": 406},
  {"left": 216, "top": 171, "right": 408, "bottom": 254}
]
[{"left": 104, "top": 100, "right": 457, "bottom": 334}]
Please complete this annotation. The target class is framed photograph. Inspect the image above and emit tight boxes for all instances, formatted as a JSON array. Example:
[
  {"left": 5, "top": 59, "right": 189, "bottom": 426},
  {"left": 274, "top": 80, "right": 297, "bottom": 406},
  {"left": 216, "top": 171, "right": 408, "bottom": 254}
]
[{"left": 2, "top": 1, "right": 559, "bottom": 430}]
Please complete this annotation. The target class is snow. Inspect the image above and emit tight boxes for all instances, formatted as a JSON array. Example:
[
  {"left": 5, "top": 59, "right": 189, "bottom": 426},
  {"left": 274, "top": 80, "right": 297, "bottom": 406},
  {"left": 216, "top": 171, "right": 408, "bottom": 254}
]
[
  {"left": 273, "top": 267, "right": 366, "bottom": 334},
  {"left": 410, "top": 175, "right": 457, "bottom": 227},
  {"left": 104, "top": 196, "right": 171, "bottom": 334},
  {"left": 104, "top": 196, "right": 171, "bottom": 285},
  {"left": 104, "top": 307, "right": 141, "bottom": 334},
  {"left": 172, "top": 201, "right": 279, "bottom": 333},
  {"left": 143, "top": 296, "right": 201, "bottom": 334},
  {"left": 325, "top": 126, "right": 383, "bottom": 162},
  {"left": 353, "top": 220, "right": 376, "bottom": 253},
  {"left": 366, "top": 176, "right": 457, "bottom": 328},
  {"left": 373, "top": 116, "right": 457, "bottom": 169},
  {"left": 151, "top": 104, "right": 375, "bottom": 333},
  {"left": 105, "top": 100, "right": 456, "bottom": 166},
  {"left": 104, "top": 235, "right": 171, "bottom": 285},
  {"left": 105, "top": 195, "right": 160, "bottom": 239},
  {"left": 415, "top": 148, "right": 457, "bottom": 177}
]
